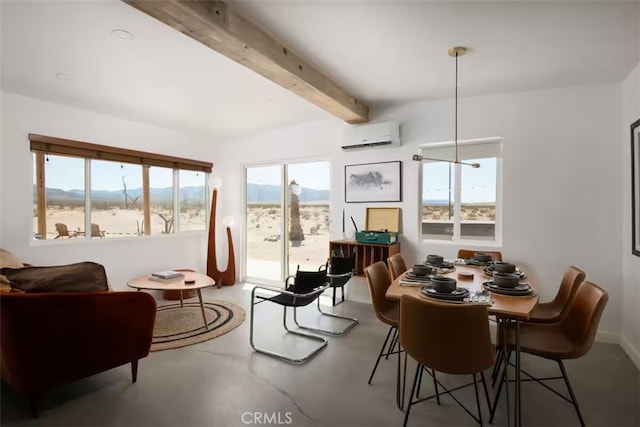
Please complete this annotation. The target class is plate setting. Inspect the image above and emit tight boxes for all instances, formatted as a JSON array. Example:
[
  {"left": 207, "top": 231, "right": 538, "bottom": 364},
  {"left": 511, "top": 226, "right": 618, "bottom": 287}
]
[
  {"left": 482, "top": 281, "right": 536, "bottom": 297},
  {"left": 465, "top": 259, "right": 495, "bottom": 267},
  {"left": 422, "top": 261, "right": 456, "bottom": 274},
  {"left": 420, "top": 286, "right": 470, "bottom": 301},
  {"left": 483, "top": 265, "right": 527, "bottom": 279},
  {"left": 404, "top": 272, "right": 433, "bottom": 281}
]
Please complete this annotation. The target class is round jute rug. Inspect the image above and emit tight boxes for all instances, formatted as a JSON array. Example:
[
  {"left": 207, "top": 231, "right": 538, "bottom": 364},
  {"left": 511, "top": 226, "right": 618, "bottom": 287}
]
[{"left": 150, "top": 300, "right": 245, "bottom": 352}]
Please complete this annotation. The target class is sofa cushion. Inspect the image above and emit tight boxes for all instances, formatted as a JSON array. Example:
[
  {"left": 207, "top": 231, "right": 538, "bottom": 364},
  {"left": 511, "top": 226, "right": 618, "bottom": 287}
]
[
  {"left": 0, "top": 248, "right": 25, "bottom": 285},
  {"left": 1, "top": 262, "right": 109, "bottom": 293}
]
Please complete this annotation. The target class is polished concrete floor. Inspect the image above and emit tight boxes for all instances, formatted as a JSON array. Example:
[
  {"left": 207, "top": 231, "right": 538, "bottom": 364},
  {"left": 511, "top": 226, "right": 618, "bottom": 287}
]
[{"left": 1, "top": 283, "right": 639, "bottom": 427}]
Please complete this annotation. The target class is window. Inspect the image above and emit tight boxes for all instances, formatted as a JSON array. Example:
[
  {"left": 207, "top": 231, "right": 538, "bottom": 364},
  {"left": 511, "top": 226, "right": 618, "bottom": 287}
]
[
  {"left": 420, "top": 137, "right": 502, "bottom": 243},
  {"left": 31, "top": 134, "right": 212, "bottom": 240},
  {"left": 178, "top": 170, "right": 206, "bottom": 232},
  {"left": 244, "top": 161, "right": 331, "bottom": 284},
  {"left": 32, "top": 154, "right": 85, "bottom": 239}
]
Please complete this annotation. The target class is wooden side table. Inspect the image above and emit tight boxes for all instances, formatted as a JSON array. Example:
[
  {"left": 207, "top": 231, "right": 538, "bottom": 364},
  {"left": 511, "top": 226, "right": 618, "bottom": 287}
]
[
  {"left": 162, "top": 269, "right": 197, "bottom": 301},
  {"left": 127, "top": 272, "right": 216, "bottom": 329}
]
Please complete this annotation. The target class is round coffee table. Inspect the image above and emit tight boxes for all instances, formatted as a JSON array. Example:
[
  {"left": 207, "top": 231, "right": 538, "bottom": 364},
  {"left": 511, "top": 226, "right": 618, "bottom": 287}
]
[{"left": 127, "top": 272, "right": 216, "bottom": 329}]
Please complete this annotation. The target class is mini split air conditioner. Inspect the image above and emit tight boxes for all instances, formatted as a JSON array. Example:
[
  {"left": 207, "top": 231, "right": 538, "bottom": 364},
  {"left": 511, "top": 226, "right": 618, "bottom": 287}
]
[{"left": 341, "top": 121, "right": 401, "bottom": 150}]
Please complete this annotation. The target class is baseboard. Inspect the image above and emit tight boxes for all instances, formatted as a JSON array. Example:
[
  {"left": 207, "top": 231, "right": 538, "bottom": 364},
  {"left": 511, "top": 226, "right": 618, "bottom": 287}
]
[
  {"left": 595, "top": 330, "right": 619, "bottom": 344},
  {"left": 619, "top": 334, "right": 640, "bottom": 370}
]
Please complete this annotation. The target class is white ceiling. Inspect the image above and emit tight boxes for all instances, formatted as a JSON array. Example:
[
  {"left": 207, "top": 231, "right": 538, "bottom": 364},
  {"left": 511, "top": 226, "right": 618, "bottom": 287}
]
[{"left": 1, "top": 1, "right": 638, "bottom": 140}]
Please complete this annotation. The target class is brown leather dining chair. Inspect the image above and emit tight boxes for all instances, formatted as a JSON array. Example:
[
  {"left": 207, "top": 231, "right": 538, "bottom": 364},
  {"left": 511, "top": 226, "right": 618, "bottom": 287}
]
[
  {"left": 529, "top": 265, "right": 585, "bottom": 323},
  {"left": 387, "top": 253, "right": 408, "bottom": 280},
  {"left": 491, "top": 281, "right": 609, "bottom": 426},
  {"left": 400, "top": 294, "right": 494, "bottom": 426},
  {"left": 457, "top": 249, "right": 503, "bottom": 261},
  {"left": 364, "top": 261, "right": 405, "bottom": 410},
  {"left": 491, "top": 265, "right": 586, "bottom": 384}
]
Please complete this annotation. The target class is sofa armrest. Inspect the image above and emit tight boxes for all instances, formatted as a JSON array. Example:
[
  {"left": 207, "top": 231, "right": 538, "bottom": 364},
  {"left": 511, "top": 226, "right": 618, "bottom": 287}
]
[{"left": 1, "top": 291, "right": 156, "bottom": 393}]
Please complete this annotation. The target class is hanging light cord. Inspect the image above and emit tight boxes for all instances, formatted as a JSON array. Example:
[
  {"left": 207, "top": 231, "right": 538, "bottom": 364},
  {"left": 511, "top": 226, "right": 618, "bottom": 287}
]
[
  {"left": 454, "top": 50, "right": 459, "bottom": 164},
  {"left": 413, "top": 47, "right": 479, "bottom": 168}
]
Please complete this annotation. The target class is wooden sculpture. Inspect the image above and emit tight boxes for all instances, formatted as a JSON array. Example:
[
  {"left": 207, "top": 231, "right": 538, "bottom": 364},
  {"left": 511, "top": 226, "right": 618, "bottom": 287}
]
[{"left": 206, "top": 188, "right": 236, "bottom": 286}]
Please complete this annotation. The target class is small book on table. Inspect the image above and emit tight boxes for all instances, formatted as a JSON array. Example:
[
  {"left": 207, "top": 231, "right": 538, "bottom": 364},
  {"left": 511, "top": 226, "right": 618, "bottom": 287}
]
[{"left": 150, "top": 270, "right": 184, "bottom": 280}]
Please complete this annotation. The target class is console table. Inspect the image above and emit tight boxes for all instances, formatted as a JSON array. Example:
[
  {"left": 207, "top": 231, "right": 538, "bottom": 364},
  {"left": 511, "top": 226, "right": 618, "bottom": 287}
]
[{"left": 329, "top": 240, "right": 400, "bottom": 276}]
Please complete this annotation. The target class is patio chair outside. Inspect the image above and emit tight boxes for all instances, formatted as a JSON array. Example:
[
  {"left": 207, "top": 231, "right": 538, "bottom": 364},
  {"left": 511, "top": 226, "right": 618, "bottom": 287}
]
[
  {"left": 54, "top": 223, "right": 77, "bottom": 239},
  {"left": 91, "top": 224, "right": 105, "bottom": 238}
]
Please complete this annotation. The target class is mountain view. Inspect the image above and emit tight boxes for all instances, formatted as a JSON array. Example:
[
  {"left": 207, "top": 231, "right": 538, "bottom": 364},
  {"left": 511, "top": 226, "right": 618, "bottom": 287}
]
[{"left": 39, "top": 183, "right": 329, "bottom": 204}]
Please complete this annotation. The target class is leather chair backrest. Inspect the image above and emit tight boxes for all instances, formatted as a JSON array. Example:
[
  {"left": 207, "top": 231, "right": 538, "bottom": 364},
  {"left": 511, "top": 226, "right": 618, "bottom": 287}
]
[
  {"left": 55, "top": 223, "right": 69, "bottom": 237},
  {"left": 457, "top": 249, "right": 503, "bottom": 262},
  {"left": 387, "top": 253, "right": 408, "bottom": 280},
  {"left": 400, "top": 294, "right": 494, "bottom": 375},
  {"left": 329, "top": 254, "right": 355, "bottom": 275},
  {"left": 552, "top": 266, "right": 586, "bottom": 319},
  {"left": 290, "top": 268, "right": 328, "bottom": 294},
  {"left": 364, "top": 261, "right": 397, "bottom": 325},
  {"left": 560, "top": 281, "right": 608, "bottom": 359}
]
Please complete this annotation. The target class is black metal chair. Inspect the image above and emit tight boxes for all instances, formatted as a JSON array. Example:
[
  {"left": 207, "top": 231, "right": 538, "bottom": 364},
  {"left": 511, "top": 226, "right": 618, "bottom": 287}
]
[
  {"left": 249, "top": 267, "right": 329, "bottom": 364},
  {"left": 326, "top": 254, "right": 355, "bottom": 306},
  {"left": 298, "top": 255, "right": 358, "bottom": 335}
]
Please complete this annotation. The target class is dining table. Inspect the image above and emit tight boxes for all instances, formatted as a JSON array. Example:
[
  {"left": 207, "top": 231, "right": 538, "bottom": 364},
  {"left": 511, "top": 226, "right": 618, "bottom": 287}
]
[{"left": 386, "top": 262, "right": 539, "bottom": 427}]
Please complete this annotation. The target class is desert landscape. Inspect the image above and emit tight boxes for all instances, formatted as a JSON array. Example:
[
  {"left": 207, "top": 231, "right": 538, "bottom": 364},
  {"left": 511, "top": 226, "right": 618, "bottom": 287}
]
[
  {"left": 34, "top": 201, "right": 493, "bottom": 279},
  {"left": 422, "top": 204, "right": 496, "bottom": 222}
]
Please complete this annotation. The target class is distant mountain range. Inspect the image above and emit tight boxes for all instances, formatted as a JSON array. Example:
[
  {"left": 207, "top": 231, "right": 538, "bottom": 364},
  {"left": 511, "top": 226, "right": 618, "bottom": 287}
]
[
  {"left": 246, "top": 183, "right": 329, "bottom": 202},
  {"left": 37, "top": 185, "right": 205, "bottom": 202},
  {"left": 38, "top": 183, "right": 330, "bottom": 203}
]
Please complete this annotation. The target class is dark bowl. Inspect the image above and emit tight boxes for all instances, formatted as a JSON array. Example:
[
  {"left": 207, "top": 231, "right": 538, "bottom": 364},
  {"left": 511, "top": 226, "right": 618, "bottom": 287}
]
[
  {"left": 430, "top": 276, "right": 457, "bottom": 293},
  {"left": 412, "top": 265, "right": 432, "bottom": 276},
  {"left": 426, "top": 254, "right": 444, "bottom": 266},
  {"left": 493, "top": 272, "right": 520, "bottom": 288},
  {"left": 474, "top": 252, "right": 492, "bottom": 263},
  {"left": 493, "top": 262, "right": 516, "bottom": 274}
]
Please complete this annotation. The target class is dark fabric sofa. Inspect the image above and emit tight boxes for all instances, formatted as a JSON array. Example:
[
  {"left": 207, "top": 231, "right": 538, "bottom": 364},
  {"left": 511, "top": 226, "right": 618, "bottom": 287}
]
[{"left": 0, "top": 290, "right": 156, "bottom": 416}]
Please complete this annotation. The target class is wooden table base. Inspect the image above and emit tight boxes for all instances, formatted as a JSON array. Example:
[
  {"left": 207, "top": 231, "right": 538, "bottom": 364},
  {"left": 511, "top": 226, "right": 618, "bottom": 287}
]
[{"left": 163, "top": 289, "right": 197, "bottom": 300}]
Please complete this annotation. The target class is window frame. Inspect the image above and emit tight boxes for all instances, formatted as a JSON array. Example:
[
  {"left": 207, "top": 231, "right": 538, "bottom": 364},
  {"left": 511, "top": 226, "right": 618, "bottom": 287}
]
[
  {"left": 418, "top": 137, "right": 503, "bottom": 245},
  {"left": 30, "top": 134, "right": 212, "bottom": 241}
]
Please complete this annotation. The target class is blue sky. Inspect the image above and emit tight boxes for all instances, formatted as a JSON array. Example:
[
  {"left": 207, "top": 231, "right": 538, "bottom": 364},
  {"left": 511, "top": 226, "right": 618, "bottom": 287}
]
[
  {"left": 36, "top": 155, "right": 205, "bottom": 191},
  {"left": 422, "top": 158, "right": 496, "bottom": 203},
  {"left": 246, "top": 161, "right": 330, "bottom": 190},
  {"left": 37, "top": 155, "right": 493, "bottom": 202}
]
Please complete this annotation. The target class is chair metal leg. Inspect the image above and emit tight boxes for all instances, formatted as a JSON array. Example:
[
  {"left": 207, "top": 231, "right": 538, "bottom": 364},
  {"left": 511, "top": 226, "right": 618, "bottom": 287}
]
[
  {"left": 433, "top": 369, "right": 441, "bottom": 404},
  {"left": 387, "top": 328, "right": 398, "bottom": 360},
  {"left": 369, "top": 326, "right": 395, "bottom": 384},
  {"left": 473, "top": 373, "right": 483, "bottom": 426},
  {"left": 481, "top": 371, "right": 491, "bottom": 414},
  {"left": 131, "top": 359, "right": 138, "bottom": 383},
  {"left": 332, "top": 287, "right": 337, "bottom": 306},
  {"left": 403, "top": 364, "right": 422, "bottom": 427},
  {"left": 298, "top": 298, "right": 357, "bottom": 335},
  {"left": 490, "top": 350, "right": 511, "bottom": 424},
  {"left": 249, "top": 288, "right": 327, "bottom": 364},
  {"left": 558, "top": 360, "right": 586, "bottom": 427},
  {"left": 396, "top": 338, "right": 407, "bottom": 410},
  {"left": 491, "top": 348, "right": 503, "bottom": 385},
  {"left": 416, "top": 369, "right": 485, "bottom": 424}
]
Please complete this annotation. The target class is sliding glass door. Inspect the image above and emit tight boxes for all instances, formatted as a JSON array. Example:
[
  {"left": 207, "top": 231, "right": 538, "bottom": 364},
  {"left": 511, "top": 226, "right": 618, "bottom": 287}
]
[{"left": 244, "top": 161, "right": 330, "bottom": 285}]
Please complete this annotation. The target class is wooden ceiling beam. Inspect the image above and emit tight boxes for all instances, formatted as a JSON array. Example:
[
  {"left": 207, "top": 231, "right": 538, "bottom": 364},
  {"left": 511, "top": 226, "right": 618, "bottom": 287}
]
[{"left": 122, "top": 0, "right": 369, "bottom": 124}]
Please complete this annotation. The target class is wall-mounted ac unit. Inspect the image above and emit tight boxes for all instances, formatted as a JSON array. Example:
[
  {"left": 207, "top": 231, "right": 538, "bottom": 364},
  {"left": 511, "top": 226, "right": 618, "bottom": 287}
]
[{"left": 342, "top": 121, "right": 401, "bottom": 150}]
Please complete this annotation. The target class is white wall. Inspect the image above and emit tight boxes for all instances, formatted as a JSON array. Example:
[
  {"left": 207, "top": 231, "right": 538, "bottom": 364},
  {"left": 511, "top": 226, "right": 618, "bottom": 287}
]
[
  {"left": 0, "top": 92, "right": 215, "bottom": 289},
  {"left": 0, "top": 81, "right": 631, "bottom": 352},
  {"left": 221, "top": 83, "right": 624, "bottom": 336},
  {"left": 621, "top": 62, "right": 640, "bottom": 368}
]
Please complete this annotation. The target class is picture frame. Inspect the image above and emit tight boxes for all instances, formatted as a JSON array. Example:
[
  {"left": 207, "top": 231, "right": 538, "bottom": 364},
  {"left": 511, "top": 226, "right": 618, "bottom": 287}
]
[
  {"left": 345, "top": 161, "right": 402, "bottom": 203},
  {"left": 631, "top": 118, "right": 640, "bottom": 256}
]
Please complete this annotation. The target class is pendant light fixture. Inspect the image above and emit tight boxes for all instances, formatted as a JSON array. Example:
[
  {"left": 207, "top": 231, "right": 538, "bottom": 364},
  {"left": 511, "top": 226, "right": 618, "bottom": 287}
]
[{"left": 413, "top": 46, "right": 480, "bottom": 168}]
